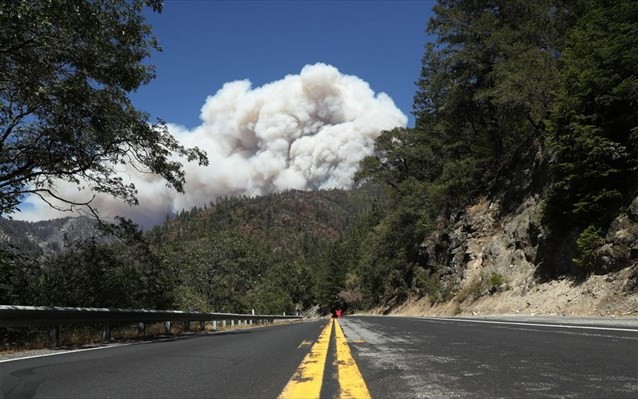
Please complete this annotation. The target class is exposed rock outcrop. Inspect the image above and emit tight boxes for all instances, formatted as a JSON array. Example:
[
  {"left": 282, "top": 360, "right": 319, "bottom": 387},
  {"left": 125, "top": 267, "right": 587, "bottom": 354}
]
[{"left": 411, "top": 193, "right": 638, "bottom": 317}]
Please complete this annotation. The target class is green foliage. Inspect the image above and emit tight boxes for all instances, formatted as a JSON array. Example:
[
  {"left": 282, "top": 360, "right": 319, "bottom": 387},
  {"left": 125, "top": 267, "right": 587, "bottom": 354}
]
[
  {"left": 161, "top": 232, "right": 268, "bottom": 313},
  {"left": 355, "top": 128, "right": 441, "bottom": 191},
  {"left": 352, "top": 0, "right": 567, "bottom": 304},
  {"left": 543, "top": 0, "right": 638, "bottom": 235},
  {"left": 356, "top": 185, "right": 434, "bottom": 306},
  {"left": 5, "top": 187, "right": 383, "bottom": 313},
  {"left": 313, "top": 243, "right": 347, "bottom": 310},
  {"left": 245, "top": 261, "right": 313, "bottom": 315},
  {"left": 355, "top": 0, "right": 637, "bottom": 295},
  {"left": 0, "top": 245, "right": 40, "bottom": 304},
  {"left": 0, "top": 217, "right": 174, "bottom": 309},
  {"left": 36, "top": 236, "right": 172, "bottom": 309},
  {"left": 572, "top": 226, "right": 605, "bottom": 271},
  {"left": 149, "top": 189, "right": 385, "bottom": 313},
  {"left": 488, "top": 272, "right": 505, "bottom": 290},
  {"left": 0, "top": 0, "right": 207, "bottom": 216},
  {"left": 414, "top": 0, "right": 563, "bottom": 195}
]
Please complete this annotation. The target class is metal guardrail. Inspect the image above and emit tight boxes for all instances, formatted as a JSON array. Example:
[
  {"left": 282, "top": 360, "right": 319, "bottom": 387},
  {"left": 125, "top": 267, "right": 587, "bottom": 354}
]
[{"left": 0, "top": 305, "right": 303, "bottom": 345}]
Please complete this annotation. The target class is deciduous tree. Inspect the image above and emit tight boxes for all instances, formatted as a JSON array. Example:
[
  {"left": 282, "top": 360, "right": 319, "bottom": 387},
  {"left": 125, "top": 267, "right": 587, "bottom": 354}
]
[{"left": 0, "top": 0, "right": 207, "bottom": 216}]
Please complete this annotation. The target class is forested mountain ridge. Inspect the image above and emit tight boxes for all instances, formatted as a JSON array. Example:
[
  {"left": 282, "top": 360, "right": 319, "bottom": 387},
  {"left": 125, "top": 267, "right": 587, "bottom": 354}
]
[
  {"left": 0, "top": 187, "right": 387, "bottom": 314},
  {"left": 147, "top": 188, "right": 382, "bottom": 258}
]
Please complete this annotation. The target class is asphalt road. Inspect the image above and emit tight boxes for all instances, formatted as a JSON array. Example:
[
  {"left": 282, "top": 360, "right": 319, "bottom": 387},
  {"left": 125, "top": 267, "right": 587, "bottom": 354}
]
[
  {"left": 0, "top": 321, "right": 328, "bottom": 399},
  {"left": 1, "top": 316, "right": 637, "bottom": 398},
  {"left": 341, "top": 316, "right": 638, "bottom": 399}
]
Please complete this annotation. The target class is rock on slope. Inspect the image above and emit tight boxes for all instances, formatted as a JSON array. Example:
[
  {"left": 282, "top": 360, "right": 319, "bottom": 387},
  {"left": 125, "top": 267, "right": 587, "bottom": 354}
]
[
  {"left": 0, "top": 216, "right": 103, "bottom": 256},
  {"left": 396, "top": 195, "right": 638, "bottom": 317}
]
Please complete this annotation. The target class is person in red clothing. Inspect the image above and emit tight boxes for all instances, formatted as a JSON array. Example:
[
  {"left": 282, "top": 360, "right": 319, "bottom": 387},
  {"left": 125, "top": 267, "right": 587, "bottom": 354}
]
[{"left": 335, "top": 309, "right": 342, "bottom": 318}]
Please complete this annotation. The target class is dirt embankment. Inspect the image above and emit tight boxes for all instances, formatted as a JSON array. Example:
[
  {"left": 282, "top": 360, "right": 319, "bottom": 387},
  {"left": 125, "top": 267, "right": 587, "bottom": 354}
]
[{"left": 391, "top": 265, "right": 638, "bottom": 318}]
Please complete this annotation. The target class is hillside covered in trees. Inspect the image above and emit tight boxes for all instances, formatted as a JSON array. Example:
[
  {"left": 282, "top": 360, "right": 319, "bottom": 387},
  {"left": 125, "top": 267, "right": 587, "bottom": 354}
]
[
  {"left": 0, "top": 187, "right": 390, "bottom": 314},
  {"left": 1, "top": 0, "right": 637, "bottom": 317}
]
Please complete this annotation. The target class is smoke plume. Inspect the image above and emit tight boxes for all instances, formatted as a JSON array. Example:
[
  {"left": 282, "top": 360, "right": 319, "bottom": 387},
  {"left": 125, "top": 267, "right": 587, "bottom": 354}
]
[{"left": 18, "top": 63, "right": 407, "bottom": 227}]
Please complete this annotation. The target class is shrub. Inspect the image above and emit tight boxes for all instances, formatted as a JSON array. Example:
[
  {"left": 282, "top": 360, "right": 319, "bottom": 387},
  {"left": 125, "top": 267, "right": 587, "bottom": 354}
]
[
  {"left": 456, "top": 276, "right": 483, "bottom": 303},
  {"left": 573, "top": 226, "right": 605, "bottom": 271},
  {"left": 488, "top": 273, "right": 505, "bottom": 291}
]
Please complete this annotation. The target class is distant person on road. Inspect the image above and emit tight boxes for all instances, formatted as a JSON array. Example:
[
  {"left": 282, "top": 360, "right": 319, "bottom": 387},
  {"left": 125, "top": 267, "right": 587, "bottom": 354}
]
[{"left": 336, "top": 309, "right": 342, "bottom": 318}]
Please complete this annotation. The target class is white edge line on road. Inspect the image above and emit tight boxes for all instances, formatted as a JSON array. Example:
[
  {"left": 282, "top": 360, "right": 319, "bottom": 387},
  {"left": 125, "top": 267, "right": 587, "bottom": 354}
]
[
  {"left": 0, "top": 342, "right": 136, "bottom": 364},
  {"left": 0, "top": 332, "right": 223, "bottom": 364},
  {"left": 417, "top": 317, "right": 638, "bottom": 333}
]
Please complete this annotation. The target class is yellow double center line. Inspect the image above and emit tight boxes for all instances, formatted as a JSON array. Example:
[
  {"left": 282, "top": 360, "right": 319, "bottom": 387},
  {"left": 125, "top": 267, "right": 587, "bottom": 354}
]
[{"left": 278, "top": 319, "right": 371, "bottom": 399}]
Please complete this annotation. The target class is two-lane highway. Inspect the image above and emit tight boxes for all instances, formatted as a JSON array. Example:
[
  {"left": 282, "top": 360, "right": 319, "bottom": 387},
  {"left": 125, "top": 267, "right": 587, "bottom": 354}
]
[{"left": 1, "top": 316, "right": 637, "bottom": 398}]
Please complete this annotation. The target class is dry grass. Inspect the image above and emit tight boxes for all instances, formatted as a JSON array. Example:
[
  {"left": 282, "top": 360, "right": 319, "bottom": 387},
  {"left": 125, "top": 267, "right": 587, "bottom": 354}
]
[
  {"left": 456, "top": 275, "right": 484, "bottom": 303},
  {"left": 389, "top": 264, "right": 638, "bottom": 318}
]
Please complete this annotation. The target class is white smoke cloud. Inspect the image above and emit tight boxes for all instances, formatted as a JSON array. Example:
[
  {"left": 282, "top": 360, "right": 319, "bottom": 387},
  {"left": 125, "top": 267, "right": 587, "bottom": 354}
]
[{"left": 16, "top": 63, "right": 407, "bottom": 227}]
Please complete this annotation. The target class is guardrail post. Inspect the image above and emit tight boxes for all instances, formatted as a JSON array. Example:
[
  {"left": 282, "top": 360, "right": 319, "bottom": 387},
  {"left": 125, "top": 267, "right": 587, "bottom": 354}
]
[
  {"left": 199, "top": 320, "right": 206, "bottom": 332},
  {"left": 138, "top": 322, "right": 145, "bottom": 337},
  {"left": 48, "top": 325, "right": 59, "bottom": 347},
  {"left": 164, "top": 321, "right": 171, "bottom": 334},
  {"left": 102, "top": 323, "right": 111, "bottom": 341},
  {"left": 231, "top": 320, "right": 235, "bottom": 328},
  {"left": 185, "top": 321, "right": 190, "bottom": 332},
  {"left": 222, "top": 320, "right": 226, "bottom": 329},
  {"left": 213, "top": 320, "right": 217, "bottom": 330}
]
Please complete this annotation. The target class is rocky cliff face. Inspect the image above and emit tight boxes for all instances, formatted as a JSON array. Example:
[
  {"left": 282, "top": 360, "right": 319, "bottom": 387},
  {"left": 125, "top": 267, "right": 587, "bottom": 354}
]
[
  {"left": 597, "top": 199, "right": 638, "bottom": 276},
  {"left": 405, "top": 193, "right": 638, "bottom": 317}
]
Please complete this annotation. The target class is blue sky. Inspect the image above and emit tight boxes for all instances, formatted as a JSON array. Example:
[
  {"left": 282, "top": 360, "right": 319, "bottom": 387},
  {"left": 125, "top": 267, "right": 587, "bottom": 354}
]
[{"left": 132, "top": 0, "right": 436, "bottom": 129}]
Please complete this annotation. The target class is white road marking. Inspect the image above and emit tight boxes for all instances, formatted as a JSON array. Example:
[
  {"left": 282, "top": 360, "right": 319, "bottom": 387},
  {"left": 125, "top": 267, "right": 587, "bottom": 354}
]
[
  {"left": 418, "top": 317, "right": 638, "bottom": 333},
  {"left": 0, "top": 332, "right": 219, "bottom": 364},
  {"left": 0, "top": 343, "right": 133, "bottom": 364}
]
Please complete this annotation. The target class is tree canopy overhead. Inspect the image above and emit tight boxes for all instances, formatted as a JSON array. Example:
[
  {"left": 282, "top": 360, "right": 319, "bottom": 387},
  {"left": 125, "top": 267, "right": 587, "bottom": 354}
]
[{"left": 0, "top": 0, "right": 207, "bottom": 216}]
